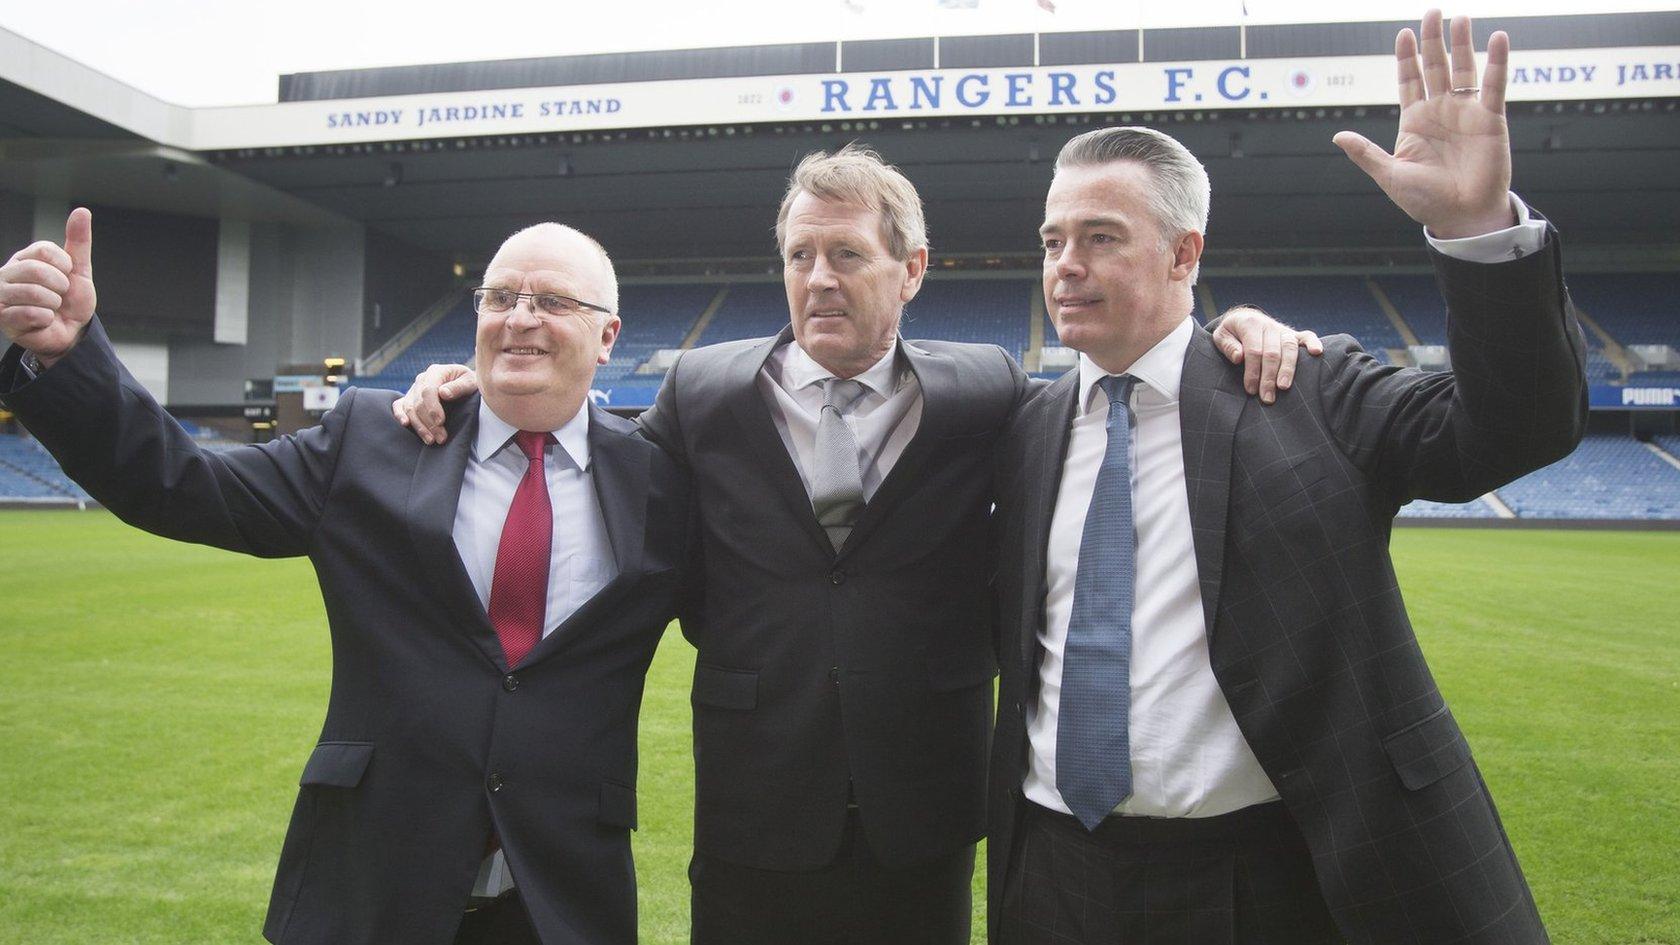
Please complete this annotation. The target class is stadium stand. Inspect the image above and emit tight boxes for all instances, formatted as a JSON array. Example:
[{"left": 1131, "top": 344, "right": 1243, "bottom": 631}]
[
  {"left": 595, "top": 284, "right": 718, "bottom": 382},
  {"left": 1203, "top": 275, "right": 1404, "bottom": 362},
  {"left": 0, "top": 435, "right": 92, "bottom": 503},
  {"left": 1374, "top": 275, "right": 1447, "bottom": 345},
  {"left": 901, "top": 279, "right": 1034, "bottom": 363},
  {"left": 354, "top": 297, "right": 479, "bottom": 391},
  {"left": 1493, "top": 433, "right": 1680, "bottom": 520},
  {"left": 1398, "top": 497, "right": 1501, "bottom": 519},
  {"left": 352, "top": 284, "right": 716, "bottom": 391},
  {"left": 693, "top": 283, "right": 792, "bottom": 345},
  {"left": 1568, "top": 274, "right": 1679, "bottom": 347}
]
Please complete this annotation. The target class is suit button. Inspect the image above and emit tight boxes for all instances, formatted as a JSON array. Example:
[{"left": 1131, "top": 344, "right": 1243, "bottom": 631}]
[
  {"left": 488, "top": 773, "right": 505, "bottom": 793},
  {"left": 829, "top": 666, "right": 841, "bottom": 685},
  {"left": 829, "top": 569, "right": 846, "bottom": 585},
  {"left": 1014, "top": 701, "right": 1024, "bottom": 715},
  {"left": 502, "top": 674, "right": 520, "bottom": 692}
]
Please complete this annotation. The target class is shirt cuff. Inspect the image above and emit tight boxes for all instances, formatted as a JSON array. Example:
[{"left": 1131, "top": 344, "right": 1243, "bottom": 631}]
[
  {"left": 18, "top": 349, "right": 41, "bottom": 381},
  {"left": 1424, "top": 193, "right": 1546, "bottom": 264}
]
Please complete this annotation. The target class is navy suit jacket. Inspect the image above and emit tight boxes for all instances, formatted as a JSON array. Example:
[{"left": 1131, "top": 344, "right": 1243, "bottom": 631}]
[{"left": 0, "top": 319, "right": 691, "bottom": 945}]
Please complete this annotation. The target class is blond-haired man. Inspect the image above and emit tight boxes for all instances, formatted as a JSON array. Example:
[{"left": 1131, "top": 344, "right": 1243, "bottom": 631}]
[{"left": 396, "top": 145, "right": 1312, "bottom": 943}]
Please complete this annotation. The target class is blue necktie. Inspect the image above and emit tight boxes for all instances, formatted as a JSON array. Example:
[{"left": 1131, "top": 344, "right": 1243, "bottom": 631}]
[{"left": 1057, "top": 374, "right": 1138, "bottom": 831}]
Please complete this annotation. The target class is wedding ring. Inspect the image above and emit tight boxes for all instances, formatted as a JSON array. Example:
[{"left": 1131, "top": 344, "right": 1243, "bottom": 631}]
[{"left": 1450, "top": 87, "right": 1480, "bottom": 95}]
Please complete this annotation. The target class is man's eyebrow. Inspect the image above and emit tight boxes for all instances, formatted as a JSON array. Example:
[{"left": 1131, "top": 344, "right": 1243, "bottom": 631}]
[{"left": 1039, "top": 215, "right": 1128, "bottom": 237}]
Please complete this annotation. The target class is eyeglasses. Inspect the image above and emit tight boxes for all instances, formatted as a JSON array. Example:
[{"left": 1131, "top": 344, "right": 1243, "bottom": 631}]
[{"left": 472, "top": 287, "right": 614, "bottom": 319}]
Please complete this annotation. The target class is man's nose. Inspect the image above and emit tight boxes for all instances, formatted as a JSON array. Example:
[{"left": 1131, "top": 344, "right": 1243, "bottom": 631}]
[
  {"left": 1055, "top": 245, "right": 1087, "bottom": 281},
  {"left": 807, "top": 256, "right": 840, "bottom": 291},
  {"left": 506, "top": 296, "right": 543, "bottom": 327}
]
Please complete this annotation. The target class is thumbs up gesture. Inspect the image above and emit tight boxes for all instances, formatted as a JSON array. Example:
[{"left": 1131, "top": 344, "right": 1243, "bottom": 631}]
[{"left": 0, "top": 207, "right": 97, "bottom": 369}]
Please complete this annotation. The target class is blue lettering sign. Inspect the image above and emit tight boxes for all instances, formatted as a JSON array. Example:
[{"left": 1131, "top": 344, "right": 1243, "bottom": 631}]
[
  {"left": 1217, "top": 65, "right": 1251, "bottom": 101},
  {"left": 956, "top": 74, "right": 990, "bottom": 108},
  {"left": 1164, "top": 67, "right": 1193, "bottom": 103},
  {"left": 910, "top": 76, "right": 944, "bottom": 109},
  {"left": 863, "top": 78, "right": 898, "bottom": 111},
  {"left": 1005, "top": 73, "right": 1033, "bottom": 107},
  {"left": 1048, "top": 72, "right": 1079, "bottom": 106},
  {"left": 1093, "top": 70, "right": 1117, "bottom": 106},
  {"left": 822, "top": 79, "right": 851, "bottom": 112}
]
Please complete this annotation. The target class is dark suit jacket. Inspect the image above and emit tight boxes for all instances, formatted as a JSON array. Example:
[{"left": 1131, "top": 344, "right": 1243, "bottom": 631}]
[
  {"left": 0, "top": 319, "right": 690, "bottom": 945},
  {"left": 989, "top": 237, "right": 1586, "bottom": 944},
  {"left": 639, "top": 326, "right": 1028, "bottom": 871}
]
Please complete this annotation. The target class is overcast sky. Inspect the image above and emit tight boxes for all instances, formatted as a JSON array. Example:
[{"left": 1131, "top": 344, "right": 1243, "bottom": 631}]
[{"left": 3, "top": 0, "right": 1676, "bottom": 107}]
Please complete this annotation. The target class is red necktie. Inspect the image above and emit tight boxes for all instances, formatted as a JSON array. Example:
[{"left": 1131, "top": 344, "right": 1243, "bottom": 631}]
[{"left": 488, "top": 430, "right": 553, "bottom": 669}]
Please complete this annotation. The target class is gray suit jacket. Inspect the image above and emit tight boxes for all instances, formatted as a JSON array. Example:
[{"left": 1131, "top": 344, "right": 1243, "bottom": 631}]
[{"left": 989, "top": 234, "right": 1586, "bottom": 944}]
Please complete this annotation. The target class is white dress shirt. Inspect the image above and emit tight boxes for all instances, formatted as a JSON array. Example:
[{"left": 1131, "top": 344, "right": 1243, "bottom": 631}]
[
  {"left": 757, "top": 338, "right": 924, "bottom": 504},
  {"left": 1026, "top": 317, "right": 1281, "bottom": 819},
  {"left": 1026, "top": 208, "right": 1544, "bottom": 820},
  {"left": 452, "top": 399, "right": 617, "bottom": 897},
  {"left": 452, "top": 400, "right": 618, "bottom": 637}
]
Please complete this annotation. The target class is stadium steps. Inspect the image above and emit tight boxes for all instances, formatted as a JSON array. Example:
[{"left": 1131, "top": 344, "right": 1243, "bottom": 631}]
[
  {"left": 1647, "top": 439, "right": 1680, "bottom": 473},
  {"left": 678, "top": 286, "right": 731, "bottom": 349},
  {"left": 359, "top": 287, "right": 472, "bottom": 378},
  {"left": 1024, "top": 284, "right": 1047, "bottom": 372},
  {"left": 1569, "top": 303, "right": 1635, "bottom": 379},
  {"left": 1365, "top": 278, "right": 1421, "bottom": 347}
]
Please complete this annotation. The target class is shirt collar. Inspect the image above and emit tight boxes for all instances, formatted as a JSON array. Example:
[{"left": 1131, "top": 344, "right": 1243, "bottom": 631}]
[
  {"left": 1076, "top": 315, "right": 1194, "bottom": 416},
  {"left": 782, "top": 337, "right": 901, "bottom": 398},
  {"left": 473, "top": 398, "right": 591, "bottom": 472}
]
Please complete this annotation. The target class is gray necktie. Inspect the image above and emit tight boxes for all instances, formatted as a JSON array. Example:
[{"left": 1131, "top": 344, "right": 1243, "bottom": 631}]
[
  {"left": 811, "top": 377, "right": 867, "bottom": 551},
  {"left": 1057, "top": 374, "right": 1138, "bottom": 831}
]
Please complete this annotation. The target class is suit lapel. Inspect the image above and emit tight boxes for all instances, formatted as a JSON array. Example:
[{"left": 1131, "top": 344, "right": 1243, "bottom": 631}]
[
  {"left": 840, "top": 338, "right": 954, "bottom": 557},
  {"left": 726, "top": 327, "right": 835, "bottom": 555},
  {"left": 520, "top": 403, "right": 650, "bottom": 668},
  {"left": 406, "top": 394, "right": 507, "bottom": 672},
  {"left": 1019, "top": 370, "right": 1079, "bottom": 668},
  {"left": 586, "top": 402, "right": 648, "bottom": 576},
  {"left": 1178, "top": 326, "right": 1243, "bottom": 639}
]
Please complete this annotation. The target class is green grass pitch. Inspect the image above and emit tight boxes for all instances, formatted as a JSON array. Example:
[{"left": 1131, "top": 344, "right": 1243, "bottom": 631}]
[{"left": 1, "top": 510, "right": 1675, "bottom": 944}]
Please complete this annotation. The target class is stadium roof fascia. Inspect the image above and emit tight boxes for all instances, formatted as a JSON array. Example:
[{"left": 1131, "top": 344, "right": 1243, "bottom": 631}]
[{"left": 277, "top": 10, "right": 1680, "bottom": 102}]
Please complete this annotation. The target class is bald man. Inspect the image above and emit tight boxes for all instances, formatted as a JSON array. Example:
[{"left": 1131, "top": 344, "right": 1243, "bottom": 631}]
[{"left": 0, "top": 214, "right": 691, "bottom": 945}]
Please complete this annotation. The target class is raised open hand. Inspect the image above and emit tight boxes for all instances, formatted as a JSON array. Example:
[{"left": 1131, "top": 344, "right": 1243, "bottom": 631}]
[
  {"left": 1333, "top": 11, "right": 1515, "bottom": 239},
  {"left": 0, "top": 208, "right": 97, "bottom": 368}
]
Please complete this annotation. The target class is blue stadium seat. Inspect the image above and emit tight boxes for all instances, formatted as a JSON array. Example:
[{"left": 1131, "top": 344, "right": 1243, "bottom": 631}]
[
  {"left": 1494, "top": 433, "right": 1680, "bottom": 520},
  {"left": 0, "top": 435, "right": 92, "bottom": 501},
  {"left": 1203, "top": 275, "right": 1400, "bottom": 363},
  {"left": 902, "top": 279, "right": 1033, "bottom": 363}
]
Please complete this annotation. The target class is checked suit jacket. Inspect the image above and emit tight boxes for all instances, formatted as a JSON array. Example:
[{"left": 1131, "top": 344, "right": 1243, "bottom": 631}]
[
  {"left": 639, "top": 326, "right": 1028, "bottom": 871},
  {"left": 989, "top": 233, "right": 1587, "bottom": 944},
  {"left": 0, "top": 319, "right": 691, "bottom": 945}
]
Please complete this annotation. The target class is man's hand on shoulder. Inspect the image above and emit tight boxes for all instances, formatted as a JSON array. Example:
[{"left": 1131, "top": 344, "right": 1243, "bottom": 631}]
[
  {"left": 0, "top": 208, "right": 97, "bottom": 370},
  {"left": 392, "top": 363, "right": 478, "bottom": 444},
  {"left": 1210, "top": 307, "right": 1325, "bottom": 404}
]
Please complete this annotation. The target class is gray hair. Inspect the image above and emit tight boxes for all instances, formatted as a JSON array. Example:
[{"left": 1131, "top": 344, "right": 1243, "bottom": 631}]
[
  {"left": 774, "top": 143, "right": 928, "bottom": 261},
  {"left": 1055, "top": 126, "right": 1210, "bottom": 249}
]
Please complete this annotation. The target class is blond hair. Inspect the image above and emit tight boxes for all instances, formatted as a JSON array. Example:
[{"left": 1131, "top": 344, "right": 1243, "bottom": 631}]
[{"left": 774, "top": 143, "right": 928, "bottom": 261}]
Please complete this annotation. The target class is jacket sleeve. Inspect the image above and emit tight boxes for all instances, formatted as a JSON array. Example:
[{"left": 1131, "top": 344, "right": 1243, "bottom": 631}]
[
  {"left": 0, "top": 317, "right": 346, "bottom": 557},
  {"left": 1314, "top": 226, "right": 1588, "bottom": 506}
]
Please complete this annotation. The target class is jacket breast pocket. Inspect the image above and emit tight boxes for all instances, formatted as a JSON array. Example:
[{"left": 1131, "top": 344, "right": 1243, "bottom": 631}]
[
  {"left": 692, "top": 663, "right": 758, "bottom": 710},
  {"left": 298, "top": 741, "right": 373, "bottom": 788},
  {"left": 1382, "top": 705, "right": 1472, "bottom": 791}
]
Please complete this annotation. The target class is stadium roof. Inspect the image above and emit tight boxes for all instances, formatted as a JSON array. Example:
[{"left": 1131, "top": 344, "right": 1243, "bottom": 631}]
[{"left": 1, "top": 10, "right": 1676, "bottom": 265}]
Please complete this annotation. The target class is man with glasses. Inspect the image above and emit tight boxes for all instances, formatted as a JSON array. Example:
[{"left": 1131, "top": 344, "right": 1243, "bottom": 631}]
[
  {"left": 0, "top": 218, "right": 689, "bottom": 945},
  {"left": 396, "top": 146, "right": 1317, "bottom": 943}
]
